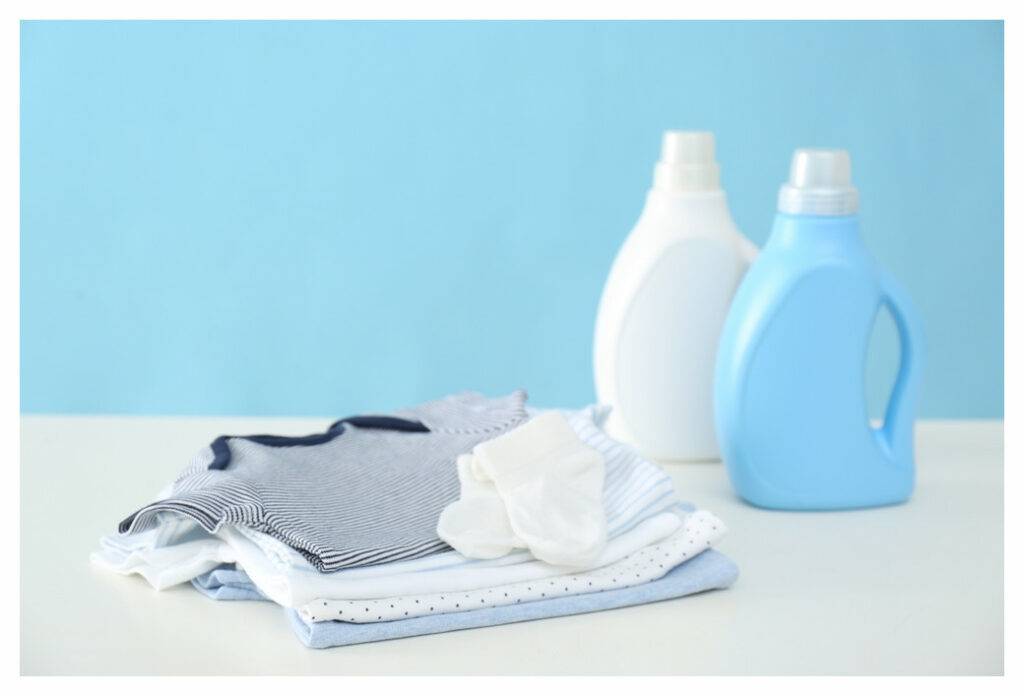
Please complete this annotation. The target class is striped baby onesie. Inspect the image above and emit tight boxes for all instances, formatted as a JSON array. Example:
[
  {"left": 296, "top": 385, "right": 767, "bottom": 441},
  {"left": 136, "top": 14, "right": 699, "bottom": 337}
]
[{"left": 119, "top": 391, "right": 529, "bottom": 572}]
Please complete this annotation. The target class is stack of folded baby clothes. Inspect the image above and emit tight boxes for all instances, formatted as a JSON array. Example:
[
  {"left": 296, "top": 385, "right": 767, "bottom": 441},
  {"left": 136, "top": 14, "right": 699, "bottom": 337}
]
[{"left": 92, "top": 391, "right": 738, "bottom": 648}]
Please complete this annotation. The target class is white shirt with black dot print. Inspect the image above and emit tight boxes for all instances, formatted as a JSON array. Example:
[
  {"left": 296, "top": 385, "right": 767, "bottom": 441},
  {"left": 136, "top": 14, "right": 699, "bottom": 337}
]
[{"left": 299, "top": 510, "right": 725, "bottom": 624}]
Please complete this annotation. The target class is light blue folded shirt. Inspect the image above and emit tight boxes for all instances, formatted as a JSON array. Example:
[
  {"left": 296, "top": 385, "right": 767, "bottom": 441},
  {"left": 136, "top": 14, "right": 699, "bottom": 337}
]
[
  {"left": 191, "top": 548, "right": 738, "bottom": 648},
  {"left": 191, "top": 565, "right": 266, "bottom": 601}
]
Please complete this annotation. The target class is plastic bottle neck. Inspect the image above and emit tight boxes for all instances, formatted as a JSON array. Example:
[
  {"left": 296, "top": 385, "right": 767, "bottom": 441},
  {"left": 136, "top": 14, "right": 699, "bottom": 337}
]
[
  {"left": 770, "top": 212, "right": 866, "bottom": 256},
  {"left": 642, "top": 188, "right": 731, "bottom": 220},
  {"left": 653, "top": 162, "right": 720, "bottom": 193}
]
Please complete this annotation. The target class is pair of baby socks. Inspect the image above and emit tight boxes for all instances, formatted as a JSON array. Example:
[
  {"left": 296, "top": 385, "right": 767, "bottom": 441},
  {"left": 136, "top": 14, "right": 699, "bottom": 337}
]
[{"left": 436, "top": 411, "right": 607, "bottom": 567}]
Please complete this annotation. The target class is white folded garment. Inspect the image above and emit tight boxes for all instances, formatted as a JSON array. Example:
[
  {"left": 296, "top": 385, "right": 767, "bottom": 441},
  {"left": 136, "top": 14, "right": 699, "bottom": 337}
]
[
  {"left": 299, "top": 510, "right": 725, "bottom": 623},
  {"left": 91, "top": 488, "right": 236, "bottom": 589},
  {"left": 232, "top": 510, "right": 680, "bottom": 607},
  {"left": 92, "top": 535, "right": 234, "bottom": 590}
]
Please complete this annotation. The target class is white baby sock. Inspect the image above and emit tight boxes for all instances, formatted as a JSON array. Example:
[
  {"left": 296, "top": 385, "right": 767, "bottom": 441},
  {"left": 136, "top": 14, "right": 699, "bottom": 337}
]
[
  {"left": 437, "top": 411, "right": 607, "bottom": 567},
  {"left": 436, "top": 455, "right": 522, "bottom": 559}
]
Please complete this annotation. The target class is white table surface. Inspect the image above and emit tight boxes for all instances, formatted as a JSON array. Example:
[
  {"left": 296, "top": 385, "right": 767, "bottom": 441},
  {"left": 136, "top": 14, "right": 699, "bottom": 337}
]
[{"left": 20, "top": 416, "right": 1003, "bottom": 675}]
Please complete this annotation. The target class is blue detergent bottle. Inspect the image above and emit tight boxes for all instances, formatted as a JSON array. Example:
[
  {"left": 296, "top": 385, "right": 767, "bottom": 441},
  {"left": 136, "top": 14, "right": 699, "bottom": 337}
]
[{"left": 713, "top": 149, "right": 924, "bottom": 510}]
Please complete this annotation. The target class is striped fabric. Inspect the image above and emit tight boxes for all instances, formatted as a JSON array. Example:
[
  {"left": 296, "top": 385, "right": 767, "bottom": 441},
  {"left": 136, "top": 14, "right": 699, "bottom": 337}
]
[
  {"left": 217, "top": 406, "right": 686, "bottom": 605},
  {"left": 120, "top": 391, "right": 529, "bottom": 572},
  {"left": 224, "top": 405, "right": 684, "bottom": 583},
  {"left": 563, "top": 406, "right": 682, "bottom": 538}
]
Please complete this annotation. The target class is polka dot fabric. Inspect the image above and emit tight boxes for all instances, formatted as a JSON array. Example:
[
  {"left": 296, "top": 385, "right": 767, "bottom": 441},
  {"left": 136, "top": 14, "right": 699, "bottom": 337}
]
[{"left": 299, "top": 510, "right": 724, "bottom": 624}]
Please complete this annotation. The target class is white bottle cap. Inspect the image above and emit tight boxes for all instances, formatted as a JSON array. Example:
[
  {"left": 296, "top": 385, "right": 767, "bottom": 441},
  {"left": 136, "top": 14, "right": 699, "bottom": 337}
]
[
  {"left": 653, "top": 131, "right": 720, "bottom": 192},
  {"left": 777, "top": 148, "right": 859, "bottom": 215}
]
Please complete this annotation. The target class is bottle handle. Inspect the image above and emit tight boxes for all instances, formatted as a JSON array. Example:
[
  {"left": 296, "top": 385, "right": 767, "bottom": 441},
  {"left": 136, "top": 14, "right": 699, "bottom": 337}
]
[{"left": 875, "top": 271, "right": 925, "bottom": 464}]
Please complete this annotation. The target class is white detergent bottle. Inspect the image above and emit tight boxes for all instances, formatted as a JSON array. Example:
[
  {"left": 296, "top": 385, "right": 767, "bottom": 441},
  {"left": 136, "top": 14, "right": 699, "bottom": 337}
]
[{"left": 593, "top": 131, "right": 757, "bottom": 461}]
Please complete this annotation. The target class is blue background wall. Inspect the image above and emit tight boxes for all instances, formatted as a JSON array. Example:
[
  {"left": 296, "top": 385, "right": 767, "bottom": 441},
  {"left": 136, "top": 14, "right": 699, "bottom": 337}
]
[{"left": 21, "top": 21, "right": 1003, "bottom": 417}]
